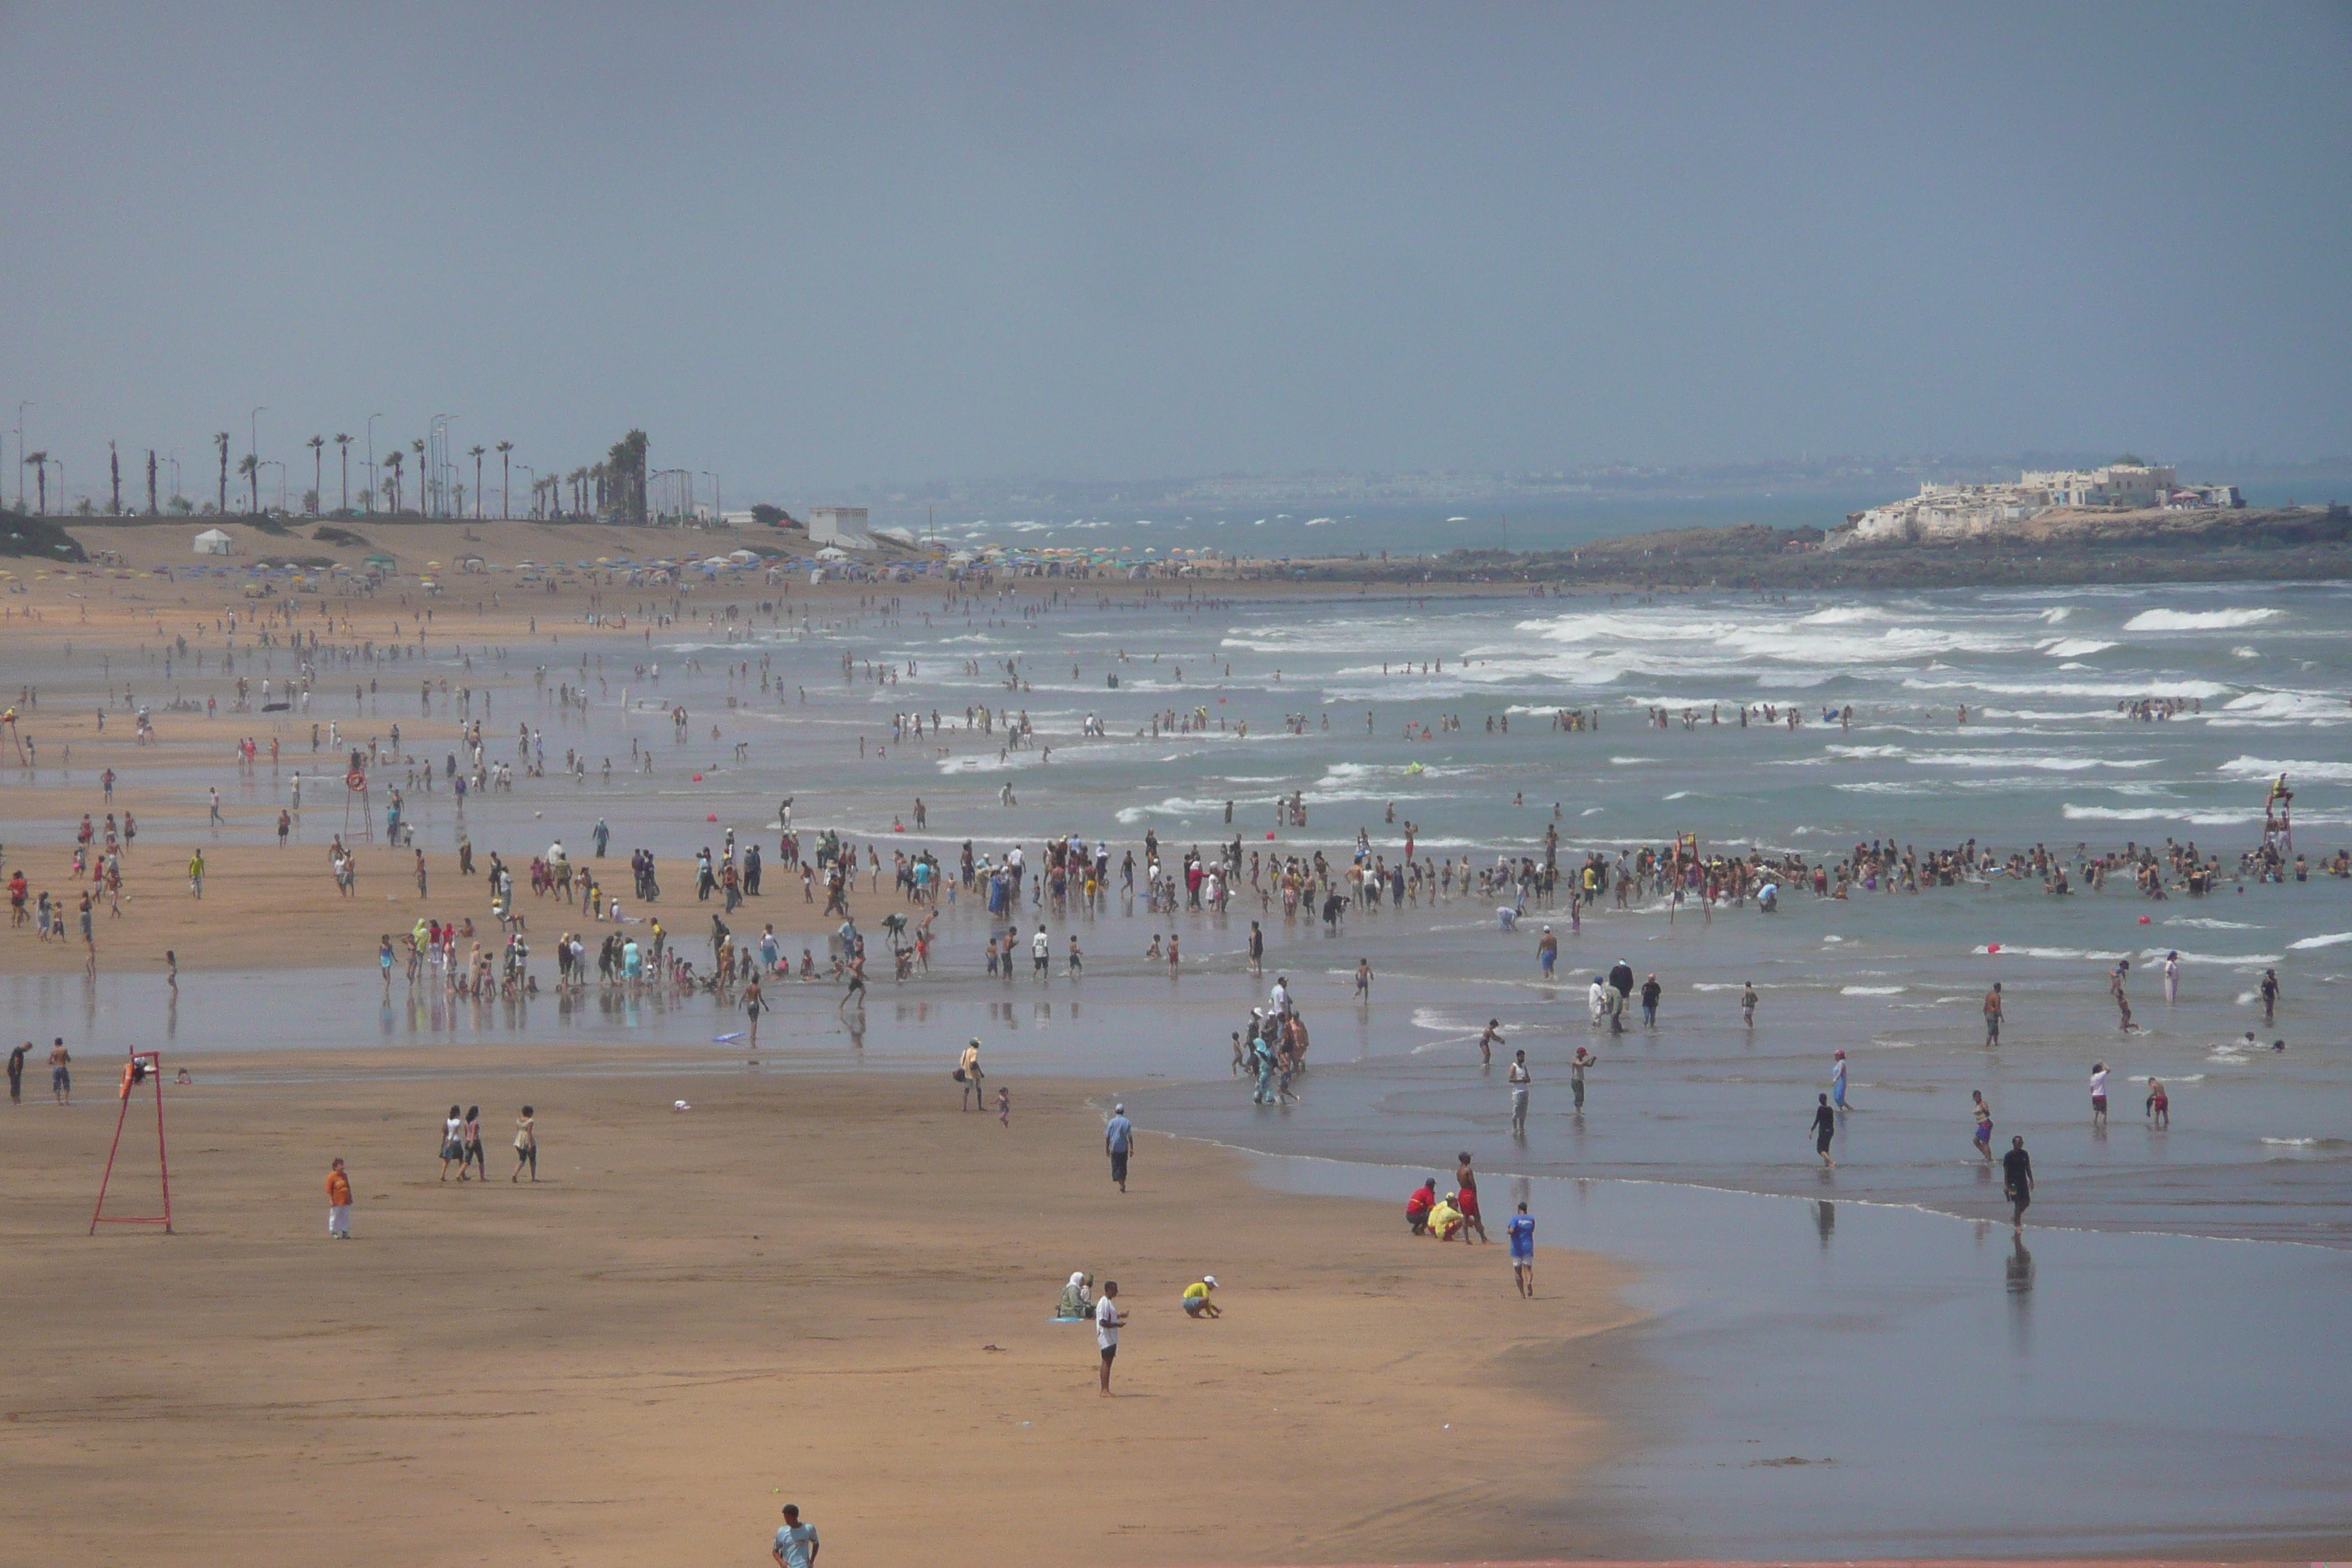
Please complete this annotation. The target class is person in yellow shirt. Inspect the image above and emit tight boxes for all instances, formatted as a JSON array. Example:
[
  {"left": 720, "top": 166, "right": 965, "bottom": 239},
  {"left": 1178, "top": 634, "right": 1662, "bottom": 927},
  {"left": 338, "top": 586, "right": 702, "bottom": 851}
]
[
  {"left": 1427, "top": 1194, "right": 1465, "bottom": 1241},
  {"left": 1181, "top": 1276, "right": 1221, "bottom": 1318}
]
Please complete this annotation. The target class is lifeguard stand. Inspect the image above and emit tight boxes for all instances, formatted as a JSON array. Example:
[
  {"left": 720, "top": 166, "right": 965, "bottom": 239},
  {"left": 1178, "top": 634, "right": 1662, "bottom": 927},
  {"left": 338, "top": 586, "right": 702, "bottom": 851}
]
[
  {"left": 342, "top": 751, "right": 373, "bottom": 843},
  {"left": 90, "top": 1049, "right": 173, "bottom": 1235},
  {"left": 1, "top": 707, "right": 24, "bottom": 766}
]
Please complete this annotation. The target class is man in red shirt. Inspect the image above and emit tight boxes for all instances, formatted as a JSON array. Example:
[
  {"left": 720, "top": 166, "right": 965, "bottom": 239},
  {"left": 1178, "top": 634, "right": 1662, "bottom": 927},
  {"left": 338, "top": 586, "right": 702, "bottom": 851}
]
[
  {"left": 1405, "top": 1177, "right": 1437, "bottom": 1235},
  {"left": 325, "top": 1158, "right": 354, "bottom": 1239}
]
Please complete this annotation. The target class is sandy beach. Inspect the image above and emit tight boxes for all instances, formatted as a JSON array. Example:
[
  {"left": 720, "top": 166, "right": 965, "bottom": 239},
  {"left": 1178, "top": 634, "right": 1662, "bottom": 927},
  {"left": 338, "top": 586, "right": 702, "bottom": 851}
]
[{"left": 0, "top": 1052, "right": 1632, "bottom": 1567}]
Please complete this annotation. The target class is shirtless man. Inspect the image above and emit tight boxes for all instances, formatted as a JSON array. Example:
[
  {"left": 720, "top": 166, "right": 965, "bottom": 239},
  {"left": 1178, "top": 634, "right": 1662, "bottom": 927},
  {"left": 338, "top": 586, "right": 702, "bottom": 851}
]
[{"left": 958, "top": 1038, "right": 985, "bottom": 1110}]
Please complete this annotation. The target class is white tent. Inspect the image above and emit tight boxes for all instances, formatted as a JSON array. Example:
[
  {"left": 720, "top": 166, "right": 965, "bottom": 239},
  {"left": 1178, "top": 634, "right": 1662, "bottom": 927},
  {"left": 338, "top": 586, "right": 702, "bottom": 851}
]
[
  {"left": 192, "top": 528, "right": 234, "bottom": 556},
  {"left": 815, "top": 546, "right": 851, "bottom": 562}
]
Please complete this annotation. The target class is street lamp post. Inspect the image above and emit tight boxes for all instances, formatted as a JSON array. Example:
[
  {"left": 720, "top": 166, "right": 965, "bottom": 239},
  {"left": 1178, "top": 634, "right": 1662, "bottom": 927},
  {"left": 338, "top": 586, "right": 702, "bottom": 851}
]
[
  {"left": 247, "top": 406, "right": 267, "bottom": 519},
  {"left": 15, "top": 402, "right": 32, "bottom": 510},
  {"left": 516, "top": 465, "right": 537, "bottom": 519},
  {"left": 366, "top": 413, "right": 382, "bottom": 514}
]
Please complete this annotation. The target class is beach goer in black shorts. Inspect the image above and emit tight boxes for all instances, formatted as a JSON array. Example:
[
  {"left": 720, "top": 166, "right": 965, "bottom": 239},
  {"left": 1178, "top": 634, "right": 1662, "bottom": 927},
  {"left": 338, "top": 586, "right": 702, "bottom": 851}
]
[{"left": 2002, "top": 1136, "right": 2033, "bottom": 1226}]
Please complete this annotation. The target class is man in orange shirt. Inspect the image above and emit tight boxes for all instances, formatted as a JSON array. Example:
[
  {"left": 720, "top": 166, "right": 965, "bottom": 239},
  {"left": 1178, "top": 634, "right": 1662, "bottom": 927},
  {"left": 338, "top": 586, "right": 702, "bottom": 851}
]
[{"left": 326, "top": 1158, "right": 353, "bottom": 1240}]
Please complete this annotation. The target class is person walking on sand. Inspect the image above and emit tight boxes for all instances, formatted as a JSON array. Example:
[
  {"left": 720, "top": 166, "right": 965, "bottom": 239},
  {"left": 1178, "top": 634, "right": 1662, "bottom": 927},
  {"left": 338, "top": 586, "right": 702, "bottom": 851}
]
[
  {"left": 1983, "top": 981, "right": 2004, "bottom": 1046},
  {"left": 1508, "top": 1049, "right": 1531, "bottom": 1135},
  {"left": 2002, "top": 1135, "right": 2034, "bottom": 1226},
  {"left": 1104, "top": 1103, "right": 1134, "bottom": 1192},
  {"left": 1972, "top": 1090, "right": 1994, "bottom": 1159},
  {"left": 462, "top": 1106, "right": 487, "bottom": 1180},
  {"left": 325, "top": 1158, "right": 353, "bottom": 1239},
  {"left": 1811, "top": 1093, "right": 1837, "bottom": 1167},
  {"left": 512, "top": 1107, "right": 538, "bottom": 1181},
  {"left": 49, "top": 1038, "right": 71, "bottom": 1104},
  {"left": 1095, "top": 1281, "right": 1125, "bottom": 1395},
  {"left": 958, "top": 1038, "right": 985, "bottom": 1110},
  {"left": 2109, "top": 960, "right": 2135, "bottom": 1030},
  {"left": 997, "top": 1085, "right": 1011, "bottom": 1127},
  {"left": 1507, "top": 1201, "right": 1536, "bottom": 1297},
  {"left": 2089, "top": 1062, "right": 2109, "bottom": 1126},
  {"left": 771, "top": 1504, "right": 819, "bottom": 1568},
  {"left": 440, "top": 1104, "right": 466, "bottom": 1180}
]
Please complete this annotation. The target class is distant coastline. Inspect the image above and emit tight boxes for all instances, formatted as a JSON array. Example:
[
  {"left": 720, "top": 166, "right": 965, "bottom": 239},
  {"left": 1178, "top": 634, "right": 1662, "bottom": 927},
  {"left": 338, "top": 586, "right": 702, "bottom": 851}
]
[{"left": 1275, "top": 502, "right": 2352, "bottom": 589}]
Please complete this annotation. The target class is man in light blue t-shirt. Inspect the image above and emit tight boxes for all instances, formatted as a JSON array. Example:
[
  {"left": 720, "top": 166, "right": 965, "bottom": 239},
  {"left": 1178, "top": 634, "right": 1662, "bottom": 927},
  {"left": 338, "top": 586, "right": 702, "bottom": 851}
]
[
  {"left": 1104, "top": 1104, "right": 1134, "bottom": 1192},
  {"left": 772, "top": 1504, "right": 818, "bottom": 1567},
  {"left": 1507, "top": 1202, "right": 1536, "bottom": 1299}
]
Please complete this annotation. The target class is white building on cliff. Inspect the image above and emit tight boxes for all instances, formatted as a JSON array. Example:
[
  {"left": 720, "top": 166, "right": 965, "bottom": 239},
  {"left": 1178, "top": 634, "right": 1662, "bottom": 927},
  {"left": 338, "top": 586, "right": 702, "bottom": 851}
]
[{"left": 1828, "top": 461, "right": 2242, "bottom": 548}]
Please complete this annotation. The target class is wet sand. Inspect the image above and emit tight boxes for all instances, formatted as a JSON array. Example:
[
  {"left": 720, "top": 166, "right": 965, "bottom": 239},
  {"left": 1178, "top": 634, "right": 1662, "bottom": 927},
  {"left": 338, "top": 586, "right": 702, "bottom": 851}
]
[{"left": 0, "top": 1052, "right": 1632, "bottom": 1567}]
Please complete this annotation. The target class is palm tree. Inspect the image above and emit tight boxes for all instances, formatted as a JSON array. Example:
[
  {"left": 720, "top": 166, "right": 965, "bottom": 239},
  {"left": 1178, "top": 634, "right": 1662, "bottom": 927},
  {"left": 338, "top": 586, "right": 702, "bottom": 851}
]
[
  {"left": 109, "top": 441, "right": 122, "bottom": 516},
  {"left": 382, "top": 451, "right": 404, "bottom": 514},
  {"left": 146, "top": 449, "right": 159, "bottom": 515},
  {"left": 604, "top": 429, "right": 649, "bottom": 523},
  {"left": 214, "top": 431, "right": 231, "bottom": 516},
  {"left": 410, "top": 439, "right": 427, "bottom": 516},
  {"left": 306, "top": 435, "right": 325, "bottom": 516},
  {"left": 496, "top": 440, "right": 513, "bottom": 519},
  {"left": 333, "top": 434, "right": 353, "bottom": 514},
  {"left": 238, "top": 453, "right": 260, "bottom": 515},
  {"left": 23, "top": 451, "right": 48, "bottom": 514},
  {"left": 468, "top": 444, "right": 486, "bottom": 519}
]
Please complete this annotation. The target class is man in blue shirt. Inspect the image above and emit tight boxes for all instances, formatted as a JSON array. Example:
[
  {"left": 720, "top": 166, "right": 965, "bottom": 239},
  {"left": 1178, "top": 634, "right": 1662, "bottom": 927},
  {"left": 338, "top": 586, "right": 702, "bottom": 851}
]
[
  {"left": 772, "top": 1504, "right": 818, "bottom": 1567},
  {"left": 1104, "top": 1104, "right": 1134, "bottom": 1192},
  {"left": 1507, "top": 1202, "right": 1536, "bottom": 1298}
]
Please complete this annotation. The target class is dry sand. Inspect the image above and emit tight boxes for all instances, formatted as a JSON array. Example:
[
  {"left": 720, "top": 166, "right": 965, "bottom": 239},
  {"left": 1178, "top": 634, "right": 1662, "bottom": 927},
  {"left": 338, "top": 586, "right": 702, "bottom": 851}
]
[{"left": 0, "top": 1051, "right": 1635, "bottom": 1567}]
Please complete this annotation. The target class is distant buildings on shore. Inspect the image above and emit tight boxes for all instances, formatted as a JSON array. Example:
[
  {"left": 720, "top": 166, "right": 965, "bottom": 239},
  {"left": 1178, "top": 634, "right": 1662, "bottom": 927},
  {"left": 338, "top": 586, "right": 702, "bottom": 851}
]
[{"left": 1829, "top": 461, "right": 2243, "bottom": 548}]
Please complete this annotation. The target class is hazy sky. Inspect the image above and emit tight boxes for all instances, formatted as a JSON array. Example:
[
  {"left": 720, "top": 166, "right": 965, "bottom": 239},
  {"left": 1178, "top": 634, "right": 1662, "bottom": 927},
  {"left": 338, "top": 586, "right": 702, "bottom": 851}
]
[{"left": 3, "top": 2, "right": 2348, "bottom": 505}]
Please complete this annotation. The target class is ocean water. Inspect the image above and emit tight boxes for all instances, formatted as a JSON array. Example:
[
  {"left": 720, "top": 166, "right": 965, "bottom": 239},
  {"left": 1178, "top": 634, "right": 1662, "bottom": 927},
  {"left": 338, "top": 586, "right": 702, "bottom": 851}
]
[{"left": 11, "top": 578, "right": 2350, "bottom": 1246}]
